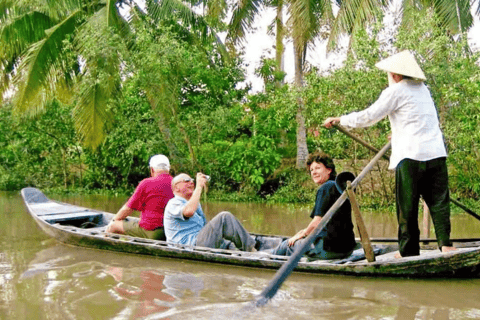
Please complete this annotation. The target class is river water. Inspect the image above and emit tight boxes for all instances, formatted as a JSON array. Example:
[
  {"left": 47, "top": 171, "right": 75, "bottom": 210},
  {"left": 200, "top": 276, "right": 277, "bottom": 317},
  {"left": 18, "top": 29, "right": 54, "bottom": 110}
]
[{"left": 2, "top": 190, "right": 480, "bottom": 320}]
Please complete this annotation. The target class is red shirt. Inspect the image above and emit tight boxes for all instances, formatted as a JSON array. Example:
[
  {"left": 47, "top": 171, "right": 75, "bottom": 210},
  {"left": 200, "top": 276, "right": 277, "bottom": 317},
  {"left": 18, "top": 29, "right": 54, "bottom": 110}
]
[{"left": 126, "top": 173, "right": 174, "bottom": 230}]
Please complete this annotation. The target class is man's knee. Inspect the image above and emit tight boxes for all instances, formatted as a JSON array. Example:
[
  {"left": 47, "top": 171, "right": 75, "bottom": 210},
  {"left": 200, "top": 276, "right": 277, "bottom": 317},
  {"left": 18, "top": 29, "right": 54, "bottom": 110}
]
[
  {"left": 217, "top": 211, "right": 233, "bottom": 218},
  {"left": 216, "top": 211, "right": 234, "bottom": 222}
]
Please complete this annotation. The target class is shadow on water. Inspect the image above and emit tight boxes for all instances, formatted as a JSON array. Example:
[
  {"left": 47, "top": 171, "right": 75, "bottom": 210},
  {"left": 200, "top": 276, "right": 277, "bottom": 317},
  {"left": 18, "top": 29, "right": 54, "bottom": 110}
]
[{"left": 2, "top": 191, "right": 480, "bottom": 319}]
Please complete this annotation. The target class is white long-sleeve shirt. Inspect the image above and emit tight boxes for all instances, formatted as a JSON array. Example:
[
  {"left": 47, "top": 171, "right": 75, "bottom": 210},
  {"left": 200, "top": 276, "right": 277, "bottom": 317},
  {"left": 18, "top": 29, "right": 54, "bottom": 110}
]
[{"left": 340, "top": 80, "right": 447, "bottom": 169}]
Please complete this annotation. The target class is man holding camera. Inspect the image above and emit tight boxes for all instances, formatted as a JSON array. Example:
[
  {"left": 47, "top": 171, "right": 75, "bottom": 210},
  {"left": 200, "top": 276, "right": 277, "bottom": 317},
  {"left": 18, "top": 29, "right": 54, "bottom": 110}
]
[{"left": 164, "top": 172, "right": 257, "bottom": 251}]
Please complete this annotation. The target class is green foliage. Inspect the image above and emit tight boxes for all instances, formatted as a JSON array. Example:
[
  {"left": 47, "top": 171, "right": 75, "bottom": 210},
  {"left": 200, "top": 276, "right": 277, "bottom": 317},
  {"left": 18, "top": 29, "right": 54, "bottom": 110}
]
[
  {"left": 80, "top": 81, "right": 168, "bottom": 191},
  {"left": 194, "top": 101, "right": 291, "bottom": 194},
  {"left": 301, "top": 25, "right": 391, "bottom": 167},
  {"left": 265, "top": 167, "right": 316, "bottom": 203},
  {"left": 1, "top": 4, "right": 478, "bottom": 208},
  {"left": 254, "top": 57, "right": 287, "bottom": 92},
  {"left": 0, "top": 101, "right": 81, "bottom": 190}
]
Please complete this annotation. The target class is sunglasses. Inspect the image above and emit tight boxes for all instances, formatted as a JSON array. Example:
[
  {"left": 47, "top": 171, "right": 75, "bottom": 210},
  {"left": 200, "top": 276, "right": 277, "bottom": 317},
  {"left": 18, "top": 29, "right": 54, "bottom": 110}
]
[{"left": 174, "top": 177, "right": 194, "bottom": 186}]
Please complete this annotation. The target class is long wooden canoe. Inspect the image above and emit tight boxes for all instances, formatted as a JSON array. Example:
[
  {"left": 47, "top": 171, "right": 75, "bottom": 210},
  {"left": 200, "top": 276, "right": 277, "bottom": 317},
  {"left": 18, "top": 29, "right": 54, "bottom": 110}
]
[{"left": 21, "top": 187, "right": 480, "bottom": 277}]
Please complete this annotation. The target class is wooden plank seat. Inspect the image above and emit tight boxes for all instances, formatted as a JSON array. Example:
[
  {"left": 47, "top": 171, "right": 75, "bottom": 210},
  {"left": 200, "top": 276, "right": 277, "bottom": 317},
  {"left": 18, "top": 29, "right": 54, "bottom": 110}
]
[
  {"left": 42, "top": 210, "right": 103, "bottom": 225},
  {"left": 30, "top": 202, "right": 90, "bottom": 216}
]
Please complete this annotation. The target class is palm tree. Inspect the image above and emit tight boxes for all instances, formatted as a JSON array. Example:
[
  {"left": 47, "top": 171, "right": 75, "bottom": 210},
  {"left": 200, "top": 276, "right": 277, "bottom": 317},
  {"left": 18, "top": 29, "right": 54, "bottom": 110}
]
[
  {"left": 328, "top": 0, "right": 476, "bottom": 52},
  {"left": 0, "top": 0, "right": 132, "bottom": 148},
  {"left": 0, "top": 0, "right": 227, "bottom": 151},
  {"left": 221, "top": 0, "right": 336, "bottom": 167}
]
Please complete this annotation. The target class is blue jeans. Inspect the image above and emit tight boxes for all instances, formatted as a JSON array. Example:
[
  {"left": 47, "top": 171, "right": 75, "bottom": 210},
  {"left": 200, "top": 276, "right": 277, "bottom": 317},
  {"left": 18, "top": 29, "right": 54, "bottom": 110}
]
[{"left": 196, "top": 211, "right": 256, "bottom": 251}]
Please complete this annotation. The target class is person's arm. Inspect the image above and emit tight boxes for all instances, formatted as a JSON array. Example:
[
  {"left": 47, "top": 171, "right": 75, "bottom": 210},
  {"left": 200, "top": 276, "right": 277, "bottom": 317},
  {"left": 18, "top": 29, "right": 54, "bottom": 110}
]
[
  {"left": 287, "top": 216, "right": 322, "bottom": 246},
  {"left": 106, "top": 204, "right": 134, "bottom": 233},
  {"left": 112, "top": 204, "right": 134, "bottom": 221},
  {"left": 324, "top": 86, "right": 397, "bottom": 129},
  {"left": 182, "top": 173, "right": 208, "bottom": 218}
]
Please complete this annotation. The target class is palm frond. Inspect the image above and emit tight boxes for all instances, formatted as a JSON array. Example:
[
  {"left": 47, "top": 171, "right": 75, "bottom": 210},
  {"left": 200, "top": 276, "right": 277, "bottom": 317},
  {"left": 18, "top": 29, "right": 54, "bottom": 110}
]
[
  {"left": 402, "top": 0, "right": 473, "bottom": 34},
  {"left": 105, "top": 0, "right": 134, "bottom": 48},
  {"left": 0, "top": 11, "right": 54, "bottom": 59},
  {"left": 226, "top": 0, "right": 263, "bottom": 47},
  {"left": 73, "top": 79, "right": 115, "bottom": 148},
  {"left": 434, "top": 0, "right": 473, "bottom": 33},
  {"left": 44, "top": 0, "right": 98, "bottom": 20},
  {"left": 146, "top": 0, "right": 206, "bottom": 33},
  {"left": 327, "top": 0, "right": 386, "bottom": 51},
  {"left": 0, "top": 0, "right": 16, "bottom": 22},
  {"left": 145, "top": 0, "right": 229, "bottom": 58},
  {"left": 288, "top": 0, "right": 327, "bottom": 50},
  {"left": 72, "top": 6, "right": 125, "bottom": 148},
  {"left": 12, "top": 9, "right": 83, "bottom": 116}
]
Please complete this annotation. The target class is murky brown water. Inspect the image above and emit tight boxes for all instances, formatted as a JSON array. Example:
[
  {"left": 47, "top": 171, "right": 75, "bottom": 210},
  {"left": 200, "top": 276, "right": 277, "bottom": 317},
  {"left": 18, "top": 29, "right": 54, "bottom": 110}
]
[{"left": 2, "top": 191, "right": 480, "bottom": 320}]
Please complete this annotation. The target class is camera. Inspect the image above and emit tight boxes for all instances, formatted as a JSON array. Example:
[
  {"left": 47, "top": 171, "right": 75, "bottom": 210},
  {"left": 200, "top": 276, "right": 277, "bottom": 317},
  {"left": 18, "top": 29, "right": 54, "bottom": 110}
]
[{"left": 204, "top": 175, "right": 211, "bottom": 182}]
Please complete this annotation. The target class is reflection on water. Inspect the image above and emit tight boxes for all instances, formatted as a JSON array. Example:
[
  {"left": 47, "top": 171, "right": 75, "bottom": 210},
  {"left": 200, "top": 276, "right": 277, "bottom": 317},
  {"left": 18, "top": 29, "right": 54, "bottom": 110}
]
[
  {"left": 2, "top": 191, "right": 480, "bottom": 319},
  {"left": 15, "top": 244, "right": 480, "bottom": 320}
]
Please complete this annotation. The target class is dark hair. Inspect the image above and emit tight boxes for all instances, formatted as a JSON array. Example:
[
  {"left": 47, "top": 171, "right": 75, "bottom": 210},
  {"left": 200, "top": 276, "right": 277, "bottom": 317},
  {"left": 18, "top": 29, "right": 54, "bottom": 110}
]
[{"left": 306, "top": 152, "right": 337, "bottom": 180}]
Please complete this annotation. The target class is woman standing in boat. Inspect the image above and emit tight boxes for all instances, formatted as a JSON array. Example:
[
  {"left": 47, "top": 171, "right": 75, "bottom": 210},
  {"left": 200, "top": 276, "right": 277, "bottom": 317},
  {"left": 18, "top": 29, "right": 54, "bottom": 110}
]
[
  {"left": 269, "top": 152, "right": 356, "bottom": 259},
  {"left": 324, "top": 50, "right": 456, "bottom": 257},
  {"left": 106, "top": 154, "right": 174, "bottom": 240}
]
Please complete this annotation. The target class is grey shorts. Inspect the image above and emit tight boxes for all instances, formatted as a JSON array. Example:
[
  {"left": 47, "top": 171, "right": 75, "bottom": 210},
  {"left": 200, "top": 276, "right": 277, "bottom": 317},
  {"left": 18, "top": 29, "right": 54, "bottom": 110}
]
[{"left": 123, "top": 219, "right": 166, "bottom": 241}]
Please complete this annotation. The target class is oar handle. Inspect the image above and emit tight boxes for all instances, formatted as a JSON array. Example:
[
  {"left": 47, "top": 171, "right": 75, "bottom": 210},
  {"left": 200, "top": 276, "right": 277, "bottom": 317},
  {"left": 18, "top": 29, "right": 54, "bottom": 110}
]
[
  {"left": 254, "top": 141, "right": 392, "bottom": 307},
  {"left": 334, "top": 124, "right": 390, "bottom": 161}
]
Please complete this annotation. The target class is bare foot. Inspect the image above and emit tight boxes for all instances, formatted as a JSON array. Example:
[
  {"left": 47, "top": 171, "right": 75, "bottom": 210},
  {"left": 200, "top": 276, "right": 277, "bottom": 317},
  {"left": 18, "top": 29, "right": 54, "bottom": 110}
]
[
  {"left": 394, "top": 251, "right": 402, "bottom": 259},
  {"left": 441, "top": 246, "right": 457, "bottom": 253}
]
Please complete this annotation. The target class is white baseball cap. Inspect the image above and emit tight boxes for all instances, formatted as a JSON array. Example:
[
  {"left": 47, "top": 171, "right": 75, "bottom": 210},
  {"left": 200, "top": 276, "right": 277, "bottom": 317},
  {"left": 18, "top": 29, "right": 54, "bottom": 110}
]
[
  {"left": 149, "top": 154, "right": 170, "bottom": 170},
  {"left": 375, "top": 50, "right": 426, "bottom": 80}
]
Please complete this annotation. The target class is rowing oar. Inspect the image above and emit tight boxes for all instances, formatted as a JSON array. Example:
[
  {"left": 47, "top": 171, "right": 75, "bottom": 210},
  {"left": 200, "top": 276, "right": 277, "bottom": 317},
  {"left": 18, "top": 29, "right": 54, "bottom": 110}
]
[
  {"left": 253, "top": 141, "right": 392, "bottom": 307},
  {"left": 450, "top": 198, "right": 480, "bottom": 222},
  {"left": 334, "top": 124, "right": 389, "bottom": 161},
  {"left": 333, "top": 124, "right": 480, "bottom": 222}
]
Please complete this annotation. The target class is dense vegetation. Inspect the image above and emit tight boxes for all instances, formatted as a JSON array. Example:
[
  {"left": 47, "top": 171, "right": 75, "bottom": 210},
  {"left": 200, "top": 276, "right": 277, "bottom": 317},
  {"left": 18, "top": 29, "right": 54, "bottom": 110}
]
[{"left": 1, "top": 6, "right": 479, "bottom": 213}]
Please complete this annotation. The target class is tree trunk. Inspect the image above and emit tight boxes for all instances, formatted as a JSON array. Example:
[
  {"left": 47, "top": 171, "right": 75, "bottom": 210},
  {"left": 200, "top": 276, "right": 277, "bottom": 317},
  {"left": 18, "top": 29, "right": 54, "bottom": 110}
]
[
  {"left": 294, "top": 40, "right": 308, "bottom": 169},
  {"left": 275, "top": 0, "right": 285, "bottom": 86}
]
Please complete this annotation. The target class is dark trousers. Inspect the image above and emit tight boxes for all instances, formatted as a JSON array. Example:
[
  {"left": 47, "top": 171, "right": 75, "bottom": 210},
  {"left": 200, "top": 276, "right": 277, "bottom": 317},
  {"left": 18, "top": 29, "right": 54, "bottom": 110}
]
[{"left": 395, "top": 157, "right": 452, "bottom": 256}]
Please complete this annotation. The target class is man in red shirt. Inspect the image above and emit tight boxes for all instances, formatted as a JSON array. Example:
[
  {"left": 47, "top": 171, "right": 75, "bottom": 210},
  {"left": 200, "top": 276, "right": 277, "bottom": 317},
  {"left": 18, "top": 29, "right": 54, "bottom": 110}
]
[{"left": 106, "top": 154, "right": 174, "bottom": 240}]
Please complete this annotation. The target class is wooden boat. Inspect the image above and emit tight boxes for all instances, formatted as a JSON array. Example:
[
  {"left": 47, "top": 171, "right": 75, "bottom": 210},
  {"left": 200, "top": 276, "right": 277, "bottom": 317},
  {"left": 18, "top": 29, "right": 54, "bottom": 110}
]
[{"left": 21, "top": 187, "right": 480, "bottom": 278}]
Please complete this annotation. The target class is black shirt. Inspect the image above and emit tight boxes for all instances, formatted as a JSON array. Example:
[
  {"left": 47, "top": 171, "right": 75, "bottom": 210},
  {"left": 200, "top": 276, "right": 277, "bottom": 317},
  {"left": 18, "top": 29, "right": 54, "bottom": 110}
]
[{"left": 310, "top": 180, "right": 356, "bottom": 253}]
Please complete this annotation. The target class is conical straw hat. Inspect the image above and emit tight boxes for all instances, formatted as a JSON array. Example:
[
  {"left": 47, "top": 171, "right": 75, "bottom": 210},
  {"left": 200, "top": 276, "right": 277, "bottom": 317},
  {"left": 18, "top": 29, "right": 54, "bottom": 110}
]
[{"left": 375, "top": 50, "right": 426, "bottom": 80}]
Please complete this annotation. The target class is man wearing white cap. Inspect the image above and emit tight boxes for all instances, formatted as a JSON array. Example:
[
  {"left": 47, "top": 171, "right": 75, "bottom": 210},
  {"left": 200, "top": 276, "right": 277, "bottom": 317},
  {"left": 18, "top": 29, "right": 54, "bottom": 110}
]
[
  {"left": 106, "top": 154, "right": 174, "bottom": 240},
  {"left": 324, "top": 50, "right": 456, "bottom": 257}
]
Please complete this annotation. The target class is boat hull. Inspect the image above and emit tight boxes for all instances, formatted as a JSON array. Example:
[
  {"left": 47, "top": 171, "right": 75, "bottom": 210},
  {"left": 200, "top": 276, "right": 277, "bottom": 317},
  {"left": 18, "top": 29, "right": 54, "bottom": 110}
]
[{"left": 22, "top": 187, "right": 480, "bottom": 277}]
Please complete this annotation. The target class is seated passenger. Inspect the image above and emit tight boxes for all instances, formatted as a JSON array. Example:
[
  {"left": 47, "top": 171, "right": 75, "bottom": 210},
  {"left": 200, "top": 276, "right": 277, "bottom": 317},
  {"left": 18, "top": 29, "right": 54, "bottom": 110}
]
[
  {"left": 164, "top": 173, "right": 256, "bottom": 251},
  {"left": 269, "top": 152, "right": 356, "bottom": 259},
  {"left": 106, "top": 154, "right": 174, "bottom": 240}
]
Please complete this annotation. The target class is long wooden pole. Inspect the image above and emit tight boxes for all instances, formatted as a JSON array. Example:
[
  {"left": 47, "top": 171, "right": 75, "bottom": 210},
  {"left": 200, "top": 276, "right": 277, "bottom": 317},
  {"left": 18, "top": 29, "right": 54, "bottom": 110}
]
[
  {"left": 334, "top": 124, "right": 389, "bottom": 161},
  {"left": 346, "top": 181, "right": 375, "bottom": 262},
  {"left": 254, "top": 141, "right": 391, "bottom": 307},
  {"left": 450, "top": 198, "right": 480, "bottom": 222}
]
